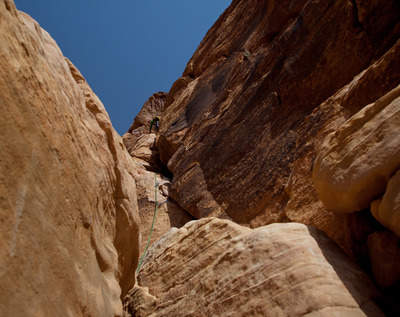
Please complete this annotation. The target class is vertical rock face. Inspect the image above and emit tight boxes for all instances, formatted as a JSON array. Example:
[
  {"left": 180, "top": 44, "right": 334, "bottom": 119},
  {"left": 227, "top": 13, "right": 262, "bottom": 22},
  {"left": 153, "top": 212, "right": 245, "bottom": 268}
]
[
  {"left": 123, "top": 97, "right": 194, "bottom": 260},
  {"left": 125, "top": 218, "right": 384, "bottom": 317},
  {"left": 155, "top": 0, "right": 400, "bottom": 253},
  {"left": 127, "top": 92, "right": 168, "bottom": 137},
  {"left": 120, "top": 0, "right": 400, "bottom": 313},
  {"left": 132, "top": 161, "right": 194, "bottom": 258},
  {"left": 0, "top": 1, "right": 139, "bottom": 316}
]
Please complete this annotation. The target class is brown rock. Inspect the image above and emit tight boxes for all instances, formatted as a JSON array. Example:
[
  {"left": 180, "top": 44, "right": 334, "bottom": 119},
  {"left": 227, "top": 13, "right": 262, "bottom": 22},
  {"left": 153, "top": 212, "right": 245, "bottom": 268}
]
[
  {"left": 313, "top": 85, "right": 400, "bottom": 214},
  {"left": 0, "top": 3, "right": 139, "bottom": 316},
  {"left": 368, "top": 230, "right": 400, "bottom": 288},
  {"left": 127, "top": 92, "right": 168, "bottom": 135},
  {"left": 123, "top": 133, "right": 161, "bottom": 171},
  {"left": 156, "top": 0, "right": 400, "bottom": 231},
  {"left": 124, "top": 218, "right": 384, "bottom": 316},
  {"left": 132, "top": 163, "right": 194, "bottom": 258},
  {"left": 371, "top": 169, "right": 400, "bottom": 237}
]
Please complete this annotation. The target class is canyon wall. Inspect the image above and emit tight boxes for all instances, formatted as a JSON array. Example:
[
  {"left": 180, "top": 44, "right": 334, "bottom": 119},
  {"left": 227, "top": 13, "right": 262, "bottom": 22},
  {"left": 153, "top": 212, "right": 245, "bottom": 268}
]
[
  {"left": 125, "top": 0, "right": 400, "bottom": 314},
  {"left": 0, "top": 1, "right": 139, "bottom": 315},
  {"left": 154, "top": 0, "right": 400, "bottom": 272},
  {"left": 2, "top": 0, "right": 399, "bottom": 315}
]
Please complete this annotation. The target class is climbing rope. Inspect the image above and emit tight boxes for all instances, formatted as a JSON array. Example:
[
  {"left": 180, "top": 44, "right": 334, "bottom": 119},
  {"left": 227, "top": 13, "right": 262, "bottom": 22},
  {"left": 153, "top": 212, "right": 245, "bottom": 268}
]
[{"left": 136, "top": 173, "right": 160, "bottom": 274}]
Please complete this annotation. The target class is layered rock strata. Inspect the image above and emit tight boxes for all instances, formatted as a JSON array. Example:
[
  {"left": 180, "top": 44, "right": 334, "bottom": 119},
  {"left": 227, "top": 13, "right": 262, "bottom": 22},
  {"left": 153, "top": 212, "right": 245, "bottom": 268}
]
[
  {"left": 0, "top": 2, "right": 139, "bottom": 315},
  {"left": 124, "top": 218, "right": 384, "bottom": 317}
]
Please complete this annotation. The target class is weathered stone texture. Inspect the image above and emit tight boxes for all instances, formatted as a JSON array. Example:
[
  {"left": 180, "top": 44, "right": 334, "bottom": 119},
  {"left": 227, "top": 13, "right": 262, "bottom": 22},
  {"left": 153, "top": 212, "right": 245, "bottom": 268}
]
[
  {"left": 155, "top": 0, "right": 400, "bottom": 245},
  {"left": 124, "top": 218, "right": 383, "bottom": 317},
  {"left": 127, "top": 92, "right": 168, "bottom": 136},
  {"left": 132, "top": 162, "right": 194, "bottom": 257},
  {"left": 0, "top": 2, "right": 139, "bottom": 316},
  {"left": 313, "top": 85, "right": 400, "bottom": 215}
]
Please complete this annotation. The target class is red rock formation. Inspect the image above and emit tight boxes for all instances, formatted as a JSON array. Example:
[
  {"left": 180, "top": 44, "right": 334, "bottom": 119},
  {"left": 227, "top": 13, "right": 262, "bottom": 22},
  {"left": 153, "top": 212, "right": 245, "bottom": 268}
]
[
  {"left": 156, "top": 0, "right": 400, "bottom": 251},
  {"left": 140, "top": 0, "right": 400, "bottom": 312},
  {"left": 127, "top": 92, "right": 168, "bottom": 136}
]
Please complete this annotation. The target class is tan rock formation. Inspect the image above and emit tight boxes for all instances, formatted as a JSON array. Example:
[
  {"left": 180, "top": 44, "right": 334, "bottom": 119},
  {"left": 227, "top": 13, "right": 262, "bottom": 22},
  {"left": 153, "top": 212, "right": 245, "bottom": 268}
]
[
  {"left": 313, "top": 85, "right": 400, "bottom": 214},
  {"left": 371, "top": 169, "right": 400, "bottom": 237},
  {"left": 129, "top": 0, "right": 400, "bottom": 311},
  {"left": 132, "top": 162, "right": 194, "bottom": 258},
  {"left": 127, "top": 92, "right": 168, "bottom": 136},
  {"left": 123, "top": 133, "right": 161, "bottom": 171},
  {"left": 124, "top": 218, "right": 384, "bottom": 316},
  {"left": 0, "top": 2, "right": 139, "bottom": 316}
]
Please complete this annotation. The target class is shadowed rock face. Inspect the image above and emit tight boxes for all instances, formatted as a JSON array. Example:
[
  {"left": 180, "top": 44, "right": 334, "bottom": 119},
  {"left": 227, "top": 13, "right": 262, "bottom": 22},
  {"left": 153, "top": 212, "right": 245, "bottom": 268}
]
[
  {"left": 0, "top": 2, "right": 139, "bottom": 316},
  {"left": 127, "top": 92, "right": 168, "bottom": 137},
  {"left": 156, "top": 0, "right": 400, "bottom": 246},
  {"left": 125, "top": 218, "right": 384, "bottom": 317}
]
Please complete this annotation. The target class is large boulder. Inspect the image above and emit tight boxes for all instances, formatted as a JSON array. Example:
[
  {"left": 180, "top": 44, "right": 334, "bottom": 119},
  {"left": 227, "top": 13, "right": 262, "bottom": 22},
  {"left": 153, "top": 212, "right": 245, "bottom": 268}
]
[
  {"left": 124, "top": 218, "right": 383, "bottom": 316},
  {"left": 313, "top": 85, "right": 400, "bottom": 215},
  {"left": 0, "top": 2, "right": 139, "bottom": 316}
]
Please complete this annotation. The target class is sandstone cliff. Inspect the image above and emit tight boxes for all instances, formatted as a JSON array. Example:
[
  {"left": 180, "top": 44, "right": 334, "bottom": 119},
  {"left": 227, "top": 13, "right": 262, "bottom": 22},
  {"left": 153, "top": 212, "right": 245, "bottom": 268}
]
[
  {"left": 125, "top": 0, "right": 400, "bottom": 315},
  {"left": 2, "top": 0, "right": 400, "bottom": 315},
  {"left": 156, "top": 0, "right": 400, "bottom": 244},
  {"left": 0, "top": 1, "right": 139, "bottom": 315},
  {"left": 125, "top": 218, "right": 384, "bottom": 316}
]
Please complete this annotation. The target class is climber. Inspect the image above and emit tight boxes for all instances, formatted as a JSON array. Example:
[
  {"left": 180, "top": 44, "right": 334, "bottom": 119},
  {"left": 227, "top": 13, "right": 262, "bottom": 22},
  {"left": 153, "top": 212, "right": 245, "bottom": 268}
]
[{"left": 149, "top": 116, "right": 161, "bottom": 133}]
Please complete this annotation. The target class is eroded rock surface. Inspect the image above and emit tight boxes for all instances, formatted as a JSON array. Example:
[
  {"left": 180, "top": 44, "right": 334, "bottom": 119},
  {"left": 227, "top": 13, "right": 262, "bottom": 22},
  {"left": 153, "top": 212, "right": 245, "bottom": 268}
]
[
  {"left": 155, "top": 0, "right": 400, "bottom": 247},
  {"left": 124, "top": 218, "right": 383, "bottom": 317},
  {"left": 132, "top": 162, "right": 194, "bottom": 257},
  {"left": 127, "top": 92, "right": 168, "bottom": 137},
  {"left": 313, "top": 85, "right": 400, "bottom": 215},
  {"left": 0, "top": 2, "right": 139, "bottom": 315}
]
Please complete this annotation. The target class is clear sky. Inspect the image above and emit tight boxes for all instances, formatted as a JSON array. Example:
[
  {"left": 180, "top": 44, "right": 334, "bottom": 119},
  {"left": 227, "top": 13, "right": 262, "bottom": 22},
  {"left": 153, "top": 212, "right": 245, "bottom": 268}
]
[{"left": 13, "top": 0, "right": 231, "bottom": 135}]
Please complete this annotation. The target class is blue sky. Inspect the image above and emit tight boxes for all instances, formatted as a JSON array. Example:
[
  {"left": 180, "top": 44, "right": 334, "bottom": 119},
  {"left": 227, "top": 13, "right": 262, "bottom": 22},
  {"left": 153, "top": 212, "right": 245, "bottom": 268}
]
[{"left": 13, "top": 0, "right": 231, "bottom": 135}]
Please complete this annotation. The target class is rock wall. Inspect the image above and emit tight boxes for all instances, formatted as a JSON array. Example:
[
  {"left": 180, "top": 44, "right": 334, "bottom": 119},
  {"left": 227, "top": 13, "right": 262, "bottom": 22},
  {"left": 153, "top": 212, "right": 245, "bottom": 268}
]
[
  {"left": 155, "top": 0, "right": 400, "bottom": 260},
  {"left": 122, "top": 0, "right": 400, "bottom": 313},
  {"left": 0, "top": 1, "right": 139, "bottom": 315},
  {"left": 131, "top": 159, "right": 194, "bottom": 258},
  {"left": 125, "top": 218, "right": 384, "bottom": 316}
]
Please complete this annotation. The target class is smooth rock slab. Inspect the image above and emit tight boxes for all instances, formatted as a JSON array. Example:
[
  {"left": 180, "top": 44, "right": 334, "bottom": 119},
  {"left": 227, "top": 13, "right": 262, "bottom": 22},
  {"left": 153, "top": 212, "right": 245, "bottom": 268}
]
[
  {"left": 0, "top": 2, "right": 139, "bottom": 316},
  {"left": 124, "top": 218, "right": 383, "bottom": 317}
]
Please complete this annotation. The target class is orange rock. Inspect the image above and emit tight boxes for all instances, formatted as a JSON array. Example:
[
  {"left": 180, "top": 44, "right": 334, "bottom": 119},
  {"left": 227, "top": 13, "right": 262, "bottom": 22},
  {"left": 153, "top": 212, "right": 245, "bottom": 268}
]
[{"left": 0, "top": 3, "right": 139, "bottom": 315}]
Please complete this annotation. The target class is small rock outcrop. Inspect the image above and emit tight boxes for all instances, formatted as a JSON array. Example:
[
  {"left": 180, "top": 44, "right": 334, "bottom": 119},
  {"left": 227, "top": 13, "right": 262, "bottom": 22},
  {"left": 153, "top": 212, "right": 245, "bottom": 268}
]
[
  {"left": 131, "top": 161, "right": 194, "bottom": 257},
  {"left": 124, "top": 218, "right": 384, "bottom": 316},
  {"left": 126, "top": 92, "right": 168, "bottom": 137},
  {"left": 0, "top": 2, "right": 139, "bottom": 316}
]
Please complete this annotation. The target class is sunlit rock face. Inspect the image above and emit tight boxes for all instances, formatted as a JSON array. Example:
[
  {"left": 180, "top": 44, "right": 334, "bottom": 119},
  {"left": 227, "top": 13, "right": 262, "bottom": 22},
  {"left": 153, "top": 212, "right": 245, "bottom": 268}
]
[
  {"left": 124, "top": 218, "right": 384, "bottom": 317},
  {"left": 0, "top": 1, "right": 140, "bottom": 315}
]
